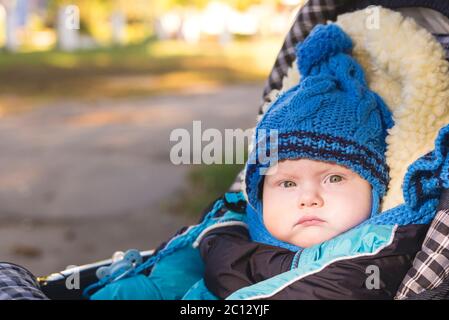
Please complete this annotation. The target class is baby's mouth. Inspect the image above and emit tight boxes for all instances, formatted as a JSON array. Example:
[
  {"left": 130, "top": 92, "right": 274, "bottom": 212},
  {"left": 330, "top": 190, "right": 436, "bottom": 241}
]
[{"left": 295, "top": 215, "right": 326, "bottom": 227}]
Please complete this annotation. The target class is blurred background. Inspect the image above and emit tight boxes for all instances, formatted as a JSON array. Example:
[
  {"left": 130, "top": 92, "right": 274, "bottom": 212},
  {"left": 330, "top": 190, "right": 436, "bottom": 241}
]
[{"left": 0, "top": 0, "right": 304, "bottom": 276}]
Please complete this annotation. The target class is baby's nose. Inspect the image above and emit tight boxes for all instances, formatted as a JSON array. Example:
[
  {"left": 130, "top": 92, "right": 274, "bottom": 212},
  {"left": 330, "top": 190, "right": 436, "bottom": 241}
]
[{"left": 298, "top": 190, "right": 324, "bottom": 208}]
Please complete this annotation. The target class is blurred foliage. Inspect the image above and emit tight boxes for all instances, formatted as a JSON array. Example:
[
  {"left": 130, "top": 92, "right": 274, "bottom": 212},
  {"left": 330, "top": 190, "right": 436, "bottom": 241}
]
[
  {"left": 225, "top": 0, "right": 263, "bottom": 11},
  {"left": 0, "top": 37, "right": 281, "bottom": 115},
  {"left": 46, "top": 0, "right": 108, "bottom": 31},
  {"left": 158, "top": 0, "right": 269, "bottom": 11},
  {"left": 159, "top": 0, "right": 209, "bottom": 10},
  {"left": 45, "top": 0, "right": 154, "bottom": 41},
  {"left": 44, "top": 0, "right": 278, "bottom": 26},
  {"left": 45, "top": 0, "right": 284, "bottom": 32},
  {"left": 29, "top": 0, "right": 288, "bottom": 47}
]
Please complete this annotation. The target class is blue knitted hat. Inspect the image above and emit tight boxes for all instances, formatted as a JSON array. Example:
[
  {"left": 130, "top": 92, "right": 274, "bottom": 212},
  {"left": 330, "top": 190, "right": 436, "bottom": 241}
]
[{"left": 244, "top": 24, "right": 394, "bottom": 250}]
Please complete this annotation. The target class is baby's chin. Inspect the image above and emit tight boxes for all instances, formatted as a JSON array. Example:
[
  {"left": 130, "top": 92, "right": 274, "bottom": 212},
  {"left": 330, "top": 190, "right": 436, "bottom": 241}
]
[{"left": 288, "top": 227, "right": 339, "bottom": 248}]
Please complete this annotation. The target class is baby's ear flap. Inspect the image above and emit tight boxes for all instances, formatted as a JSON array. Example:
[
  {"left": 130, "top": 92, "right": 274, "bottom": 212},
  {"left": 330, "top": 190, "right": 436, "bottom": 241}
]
[{"left": 370, "top": 189, "right": 381, "bottom": 217}]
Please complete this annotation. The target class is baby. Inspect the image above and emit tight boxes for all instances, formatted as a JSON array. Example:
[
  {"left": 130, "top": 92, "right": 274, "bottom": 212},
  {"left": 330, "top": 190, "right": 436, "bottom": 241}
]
[
  {"left": 89, "top": 24, "right": 428, "bottom": 300},
  {"left": 193, "top": 24, "right": 426, "bottom": 300},
  {"left": 196, "top": 159, "right": 390, "bottom": 299}
]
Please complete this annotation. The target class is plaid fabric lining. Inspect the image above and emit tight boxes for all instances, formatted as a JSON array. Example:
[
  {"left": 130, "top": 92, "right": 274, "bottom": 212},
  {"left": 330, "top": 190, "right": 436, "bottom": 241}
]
[
  {"left": 395, "top": 193, "right": 449, "bottom": 299},
  {"left": 403, "top": 274, "right": 449, "bottom": 300},
  {"left": 0, "top": 263, "right": 48, "bottom": 300}
]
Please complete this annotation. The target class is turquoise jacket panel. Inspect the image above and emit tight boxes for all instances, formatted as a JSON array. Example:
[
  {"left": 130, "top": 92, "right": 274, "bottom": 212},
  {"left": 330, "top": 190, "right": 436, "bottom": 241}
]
[{"left": 91, "top": 245, "right": 204, "bottom": 300}]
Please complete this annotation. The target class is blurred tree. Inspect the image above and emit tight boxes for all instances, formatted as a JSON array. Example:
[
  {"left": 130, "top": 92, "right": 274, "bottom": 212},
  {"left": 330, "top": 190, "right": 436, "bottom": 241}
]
[
  {"left": 225, "top": 0, "right": 263, "bottom": 11},
  {"left": 157, "top": 0, "right": 279, "bottom": 11},
  {"left": 47, "top": 0, "right": 112, "bottom": 36},
  {"left": 158, "top": 0, "right": 209, "bottom": 11},
  {"left": 43, "top": 0, "right": 289, "bottom": 46},
  {"left": 47, "top": 0, "right": 157, "bottom": 43}
]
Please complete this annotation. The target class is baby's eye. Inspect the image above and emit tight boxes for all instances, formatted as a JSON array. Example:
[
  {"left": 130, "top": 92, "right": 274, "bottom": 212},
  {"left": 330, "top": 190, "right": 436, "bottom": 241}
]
[
  {"left": 326, "top": 175, "right": 344, "bottom": 183},
  {"left": 280, "top": 181, "right": 296, "bottom": 188}
]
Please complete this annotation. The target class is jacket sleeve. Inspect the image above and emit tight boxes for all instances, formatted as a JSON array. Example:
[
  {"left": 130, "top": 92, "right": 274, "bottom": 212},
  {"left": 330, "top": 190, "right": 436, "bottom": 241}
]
[
  {"left": 91, "top": 245, "right": 204, "bottom": 300},
  {"left": 199, "top": 225, "right": 295, "bottom": 299}
]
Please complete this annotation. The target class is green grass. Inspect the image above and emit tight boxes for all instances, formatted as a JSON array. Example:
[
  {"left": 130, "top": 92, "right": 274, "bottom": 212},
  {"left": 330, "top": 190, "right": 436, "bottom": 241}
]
[
  {"left": 0, "top": 37, "right": 282, "bottom": 115},
  {"left": 162, "top": 162, "right": 245, "bottom": 218}
]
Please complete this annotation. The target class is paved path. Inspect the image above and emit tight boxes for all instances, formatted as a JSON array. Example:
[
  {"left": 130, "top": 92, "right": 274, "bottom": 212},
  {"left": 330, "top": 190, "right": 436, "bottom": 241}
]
[{"left": 0, "top": 84, "right": 262, "bottom": 275}]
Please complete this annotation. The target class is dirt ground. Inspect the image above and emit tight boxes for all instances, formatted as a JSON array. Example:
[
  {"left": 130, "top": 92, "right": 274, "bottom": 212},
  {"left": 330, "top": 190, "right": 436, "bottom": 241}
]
[{"left": 0, "top": 84, "right": 261, "bottom": 276}]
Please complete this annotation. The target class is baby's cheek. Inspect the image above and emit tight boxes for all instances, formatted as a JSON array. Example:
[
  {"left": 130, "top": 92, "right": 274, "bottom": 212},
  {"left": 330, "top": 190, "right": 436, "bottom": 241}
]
[
  {"left": 263, "top": 215, "right": 288, "bottom": 242},
  {"left": 262, "top": 203, "right": 280, "bottom": 233},
  {"left": 346, "top": 180, "right": 372, "bottom": 217},
  {"left": 351, "top": 192, "right": 372, "bottom": 221},
  {"left": 339, "top": 185, "right": 371, "bottom": 217},
  {"left": 263, "top": 206, "right": 294, "bottom": 242},
  {"left": 339, "top": 204, "right": 371, "bottom": 231},
  {"left": 326, "top": 198, "right": 368, "bottom": 232}
]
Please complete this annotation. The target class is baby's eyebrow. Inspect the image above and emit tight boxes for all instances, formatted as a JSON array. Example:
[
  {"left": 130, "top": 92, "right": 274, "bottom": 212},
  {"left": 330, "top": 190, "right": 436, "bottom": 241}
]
[
  {"left": 320, "top": 166, "right": 350, "bottom": 173},
  {"left": 317, "top": 166, "right": 354, "bottom": 176},
  {"left": 314, "top": 167, "right": 334, "bottom": 175},
  {"left": 266, "top": 171, "right": 296, "bottom": 180}
]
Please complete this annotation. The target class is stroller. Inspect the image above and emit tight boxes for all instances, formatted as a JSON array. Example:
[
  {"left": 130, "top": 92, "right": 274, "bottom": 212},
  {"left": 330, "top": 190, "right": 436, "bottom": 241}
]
[{"left": 33, "top": 0, "right": 449, "bottom": 300}]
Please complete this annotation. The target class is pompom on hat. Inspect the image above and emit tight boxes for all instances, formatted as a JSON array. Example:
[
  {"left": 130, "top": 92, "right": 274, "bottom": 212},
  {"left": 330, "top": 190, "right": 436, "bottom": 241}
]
[{"left": 243, "top": 24, "right": 394, "bottom": 250}]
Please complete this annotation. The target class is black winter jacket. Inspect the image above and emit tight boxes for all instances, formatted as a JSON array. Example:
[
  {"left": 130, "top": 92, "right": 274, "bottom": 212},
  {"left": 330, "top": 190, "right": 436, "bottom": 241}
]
[{"left": 199, "top": 224, "right": 428, "bottom": 299}]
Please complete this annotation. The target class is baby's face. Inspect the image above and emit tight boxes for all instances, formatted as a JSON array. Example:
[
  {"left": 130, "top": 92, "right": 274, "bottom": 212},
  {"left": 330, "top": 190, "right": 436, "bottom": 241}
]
[{"left": 262, "top": 159, "right": 372, "bottom": 248}]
